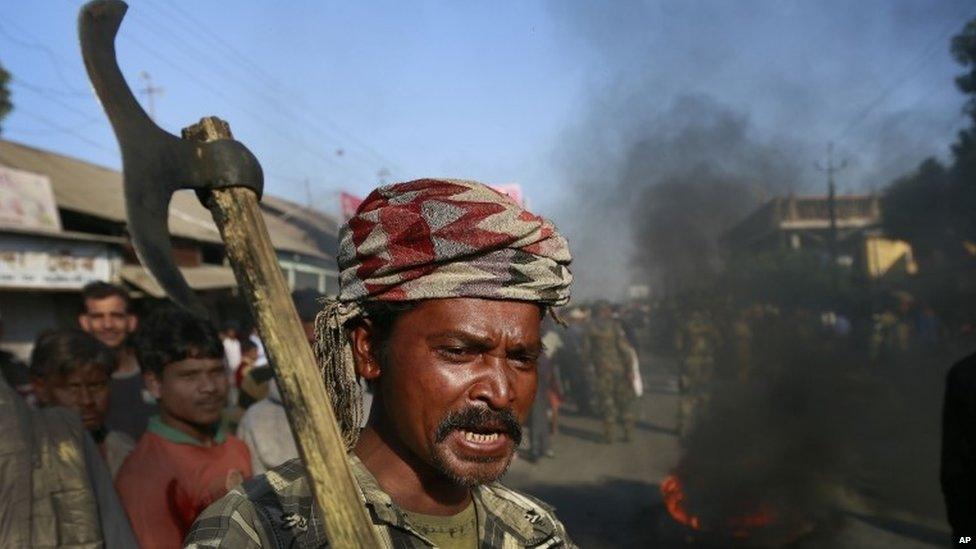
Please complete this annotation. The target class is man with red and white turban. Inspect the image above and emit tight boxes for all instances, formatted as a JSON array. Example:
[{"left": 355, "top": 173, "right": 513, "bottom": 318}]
[{"left": 187, "top": 179, "right": 576, "bottom": 548}]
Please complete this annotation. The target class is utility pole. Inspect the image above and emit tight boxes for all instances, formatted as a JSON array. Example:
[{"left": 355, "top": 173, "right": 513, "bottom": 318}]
[
  {"left": 816, "top": 142, "right": 849, "bottom": 293},
  {"left": 138, "top": 71, "right": 163, "bottom": 122}
]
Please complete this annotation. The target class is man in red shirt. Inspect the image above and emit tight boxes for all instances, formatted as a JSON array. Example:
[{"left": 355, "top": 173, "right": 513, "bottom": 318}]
[{"left": 115, "top": 306, "right": 251, "bottom": 548}]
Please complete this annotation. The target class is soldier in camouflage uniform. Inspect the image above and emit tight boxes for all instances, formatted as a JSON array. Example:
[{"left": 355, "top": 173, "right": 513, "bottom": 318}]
[
  {"left": 581, "top": 303, "right": 636, "bottom": 443},
  {"left": 186, "top": 455, "right": 572, "bottom": 548},
  {"left": 674, "top": 310, "right": 719, "bottom": 439}
]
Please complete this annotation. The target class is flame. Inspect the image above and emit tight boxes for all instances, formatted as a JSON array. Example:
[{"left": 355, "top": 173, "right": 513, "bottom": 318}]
[
  {"left": 660, "top": 474, "right": 773, "bottom": 537},
  {"left": 661, "top": 474, "right": 701, "bottom": 530}
]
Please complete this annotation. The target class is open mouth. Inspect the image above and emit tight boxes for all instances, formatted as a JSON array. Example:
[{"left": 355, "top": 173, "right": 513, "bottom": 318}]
[
  {"left": 435, "top": 407, "right": 523, "bottom": 446},
  {"left": 449, "top": 428, "right": 511, "bottom": 457},
  {"left": 460, "top": 430, "right": 504, "bottom": 444}
]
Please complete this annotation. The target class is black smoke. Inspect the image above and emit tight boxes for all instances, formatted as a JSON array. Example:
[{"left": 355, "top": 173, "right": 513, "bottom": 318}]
[
  {"left": 545, "top": 1, "right": 964, "bottom": 542},
  {"left": 556, "top": 93, "right": 811, "bottom": 297},
  {"left": 548, "top": 0, "right": 968, "bottom": 298}
]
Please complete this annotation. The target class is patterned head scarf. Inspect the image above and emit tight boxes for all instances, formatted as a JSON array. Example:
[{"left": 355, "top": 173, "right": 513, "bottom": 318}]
[{"left": 314, "top": 178, "right": 572, "bottom": 448}]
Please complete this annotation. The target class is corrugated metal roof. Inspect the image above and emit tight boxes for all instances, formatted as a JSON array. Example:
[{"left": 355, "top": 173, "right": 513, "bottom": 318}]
[
  {"left": 121, "top": 264, "right": 237, "bottom": 298},
  {"left": 0, "top": 140, "right": 332, "bottom": 260},
  {"left": 0, "top": 224, "right": 128, "bottom": 244},
  {"left": 261, "top": 194, "right": 339, "bottom": 237}
]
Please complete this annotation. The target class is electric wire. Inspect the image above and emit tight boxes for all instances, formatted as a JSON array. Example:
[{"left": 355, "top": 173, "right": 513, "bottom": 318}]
[
  {"left": 14, "top": 108, "right": 116, "bottom": 154},
  {"left": 118, "top": 11, "right": 363, "bottom": 184},
  {"left": 835, "top": 3, "right": 976, "bottom": 145},
  {"left": 127, "top": 5, "right": 389, "bottom": 180},
  {"left": 140, "top": 0, "right": 403, "bottom": 177},
  {"left": 0, "top": 19, "right": 90, "bottom": 96}
]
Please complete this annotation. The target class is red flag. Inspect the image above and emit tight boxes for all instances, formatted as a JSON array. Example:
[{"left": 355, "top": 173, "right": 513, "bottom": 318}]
[
  {"left": 489, "top": 184, "right": 524, "bottom": 206},
  {"left": 339, "top": 192, "right": 364, "bottom": 221}
]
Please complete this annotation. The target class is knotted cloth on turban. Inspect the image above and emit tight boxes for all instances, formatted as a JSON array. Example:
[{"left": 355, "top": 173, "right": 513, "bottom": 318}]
[{"left": 314, "top": 178, "right": 572, "bottom": 448}]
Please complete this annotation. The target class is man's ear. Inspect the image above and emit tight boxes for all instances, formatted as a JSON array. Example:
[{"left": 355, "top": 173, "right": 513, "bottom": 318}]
[
  {"left": 144, "top": 371, "right": 162, "bottom": 401},
  {"left": 78, "top": 314, "right": 91, "bottom": 332},
  {"left": 126, "top": 314, "right": 138, "bottom": 334},
  {"left": 350, "top": 322, "right": 382, "bottom": 381}
]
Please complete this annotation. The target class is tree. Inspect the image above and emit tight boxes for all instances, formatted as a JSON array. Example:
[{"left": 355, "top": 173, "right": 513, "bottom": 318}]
[
  {"left": 882, "top": 158, "right": 954, "bottom": 257},
  {"left": 952, "top": 19, "right": 976, "bottom": 129},
  {"left": 949, "top": 17, "right": 976, "bottom": 245},
  {"left": 0, "top": 61, "right": 10, "bottom": 134},
  {"left": 882, "top": 17, "right": 976, "bottom": 256},
  {"left": 951, "top": 18, "right": 976, "bottom": 175}
]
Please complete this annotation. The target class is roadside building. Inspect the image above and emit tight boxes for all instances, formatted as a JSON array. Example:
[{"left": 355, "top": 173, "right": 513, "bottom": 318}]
[
  {"left": 725, "top": 194, "right": 882, "bottom": 260},
  {"left": 724, "top": 193, "right": 917, "bottom": 282},
  {"left": 0, "top": 139, "right": 339, "bottom": 360},
  {"left": 260, "top": 194, "right": 340, "bottom": 295}
]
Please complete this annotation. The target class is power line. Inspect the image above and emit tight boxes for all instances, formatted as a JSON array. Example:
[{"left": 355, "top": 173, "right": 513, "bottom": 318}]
[
  {"left": 117, "top": 30, "right": 360, "bottom": 181},
  {"left": 10, "top": 79, "right": 104, "bottom": 121},
  {"left": 125, "top": 6, "right": 384, "bottom": 180},
  {"left": 6, "top": 0, "right": 347, "bottom": 199},
  {"left": 7, "top": 76, "right": 90, "bottom": 98},
  {"left": 0, "top": 19, "right": 90, "bottom": 95},
  {"left": 836, "top": 4, "right": 976, "bottom": 145},
  {"left": 4, "top": 116, "right": 102, "bottom": 135},
  {"left": 61, "top": 0, "right": 397, "bottom": 190},
  {"left": 141, "top": 0, "right": 403, "bottom": 177},
  {"left": 154, "top": 0, "right": 402, "bottom": 172},
  {"left": 14, "top": 109, "right": 116, "bottom": 154},
  {"left": 27, "top": 0, "right": 395, "bottom": 194},
  {"left": 116, "top": 14, "right": 367, "bottom": 187}
]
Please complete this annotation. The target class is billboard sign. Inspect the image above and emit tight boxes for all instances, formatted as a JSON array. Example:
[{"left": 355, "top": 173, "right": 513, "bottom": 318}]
[{"left": 0, "top": 165, "right": 62, "bottom": 232}]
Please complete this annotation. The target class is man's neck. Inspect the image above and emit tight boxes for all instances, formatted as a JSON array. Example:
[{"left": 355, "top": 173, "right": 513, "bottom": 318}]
[
  {"left": 354, "top": 419, "right": 471, "bottom": 516},
  {"left": 160, "top": 412, "right": 219, "bottom": 446},
  {"left": 115, "top": 347, "right": 139, "bottom": 375}
]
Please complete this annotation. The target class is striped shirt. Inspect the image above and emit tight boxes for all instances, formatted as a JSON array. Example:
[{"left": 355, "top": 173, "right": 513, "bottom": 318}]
[{"left": 185, "top": 455, "right": 575, "bottom": 548}]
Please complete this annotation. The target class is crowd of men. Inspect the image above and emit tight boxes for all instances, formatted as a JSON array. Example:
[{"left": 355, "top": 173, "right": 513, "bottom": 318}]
[
  {"left": 0, "top": 179, "right": 605, "bottom": 548},
  {"left": 0, "top": 277, "right": 656, "bottom": 546},
  {"left": 0, "top": 281, "right": 314, "bottom": 547},
  {"left": 2, "top": 176, "right": 973, "bottom": 547}
]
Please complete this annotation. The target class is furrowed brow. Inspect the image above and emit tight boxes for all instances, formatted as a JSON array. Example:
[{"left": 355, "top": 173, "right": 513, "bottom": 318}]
[
  {"left": 508, "top": 341, "right": 543, "bottom": 357},
  {"left": 429, "top": 330, "right": 495, "bottom": 350}
]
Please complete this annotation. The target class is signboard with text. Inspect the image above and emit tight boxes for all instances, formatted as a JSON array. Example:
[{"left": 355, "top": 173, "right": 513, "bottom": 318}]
[{"left": 0, "top": 235, "right": 115, "bottom": 289}]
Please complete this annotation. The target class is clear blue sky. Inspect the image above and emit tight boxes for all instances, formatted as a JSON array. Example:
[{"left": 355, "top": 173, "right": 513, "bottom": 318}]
[
  {"left": 1, "top": 0, "right": 973, "bottom": 229},
  {"left": 1, "top": 0, "right": 584, "bottom": 218}
]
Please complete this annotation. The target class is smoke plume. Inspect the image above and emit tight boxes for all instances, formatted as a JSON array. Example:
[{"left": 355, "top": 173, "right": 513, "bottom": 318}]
[
  {"left": 548, "top": 0, "right": 968, "bottom": 299},
  {"left": 556, "top": 93, "right": 811, "bottom": 298}
]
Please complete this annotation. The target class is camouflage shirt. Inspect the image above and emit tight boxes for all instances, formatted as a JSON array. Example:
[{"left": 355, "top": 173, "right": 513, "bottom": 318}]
[
  {"left": 581, "top": 320, "right": 632, "bottom": 373},
  {"left": 184, "top": 455, "right": 576, "bottom": 548}
]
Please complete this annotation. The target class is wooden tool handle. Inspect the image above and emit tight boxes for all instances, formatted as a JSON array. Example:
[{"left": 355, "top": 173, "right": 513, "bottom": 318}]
[{"left": 184, "top": 117, "right": 378, "bottom": 547}]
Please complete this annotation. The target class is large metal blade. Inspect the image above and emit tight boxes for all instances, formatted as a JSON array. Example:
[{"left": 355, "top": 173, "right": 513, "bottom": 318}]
[{"left": 78, "top": 0, "right": 262, "bottom": 316}]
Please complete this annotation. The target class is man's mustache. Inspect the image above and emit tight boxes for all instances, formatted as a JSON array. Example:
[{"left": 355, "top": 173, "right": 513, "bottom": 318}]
[{"left": 435, "top": 406, "right": 522, "bottom": 445}]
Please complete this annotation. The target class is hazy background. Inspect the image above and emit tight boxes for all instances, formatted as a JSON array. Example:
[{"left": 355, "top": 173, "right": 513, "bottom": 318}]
[{"left": 1, "top": 1, "right": 973, "bottom": 299}]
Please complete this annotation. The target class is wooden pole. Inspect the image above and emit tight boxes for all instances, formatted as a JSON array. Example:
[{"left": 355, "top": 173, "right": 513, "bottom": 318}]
[{"left": 183, "top": 117, "right": 378, "bottom": 547}]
